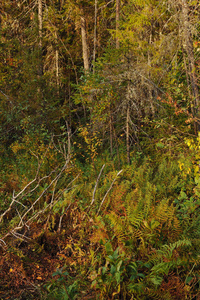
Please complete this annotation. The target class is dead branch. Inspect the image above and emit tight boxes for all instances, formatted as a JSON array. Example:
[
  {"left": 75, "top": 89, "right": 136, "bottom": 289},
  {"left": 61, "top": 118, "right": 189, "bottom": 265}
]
[
  {"left": 90, "top": 164, "right": 105, "bottom": 207},
  {"left": 18, "top": 159, "right": 69, "bottom": 227},
  {"left": 97, "top": 169, "right": 123, "bottom": 214}
]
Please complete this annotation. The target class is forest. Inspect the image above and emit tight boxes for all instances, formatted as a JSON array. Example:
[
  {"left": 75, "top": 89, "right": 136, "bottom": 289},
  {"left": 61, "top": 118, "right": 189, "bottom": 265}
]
[{"left": 0, "top": 0, "right": 200, "bottom": 299}]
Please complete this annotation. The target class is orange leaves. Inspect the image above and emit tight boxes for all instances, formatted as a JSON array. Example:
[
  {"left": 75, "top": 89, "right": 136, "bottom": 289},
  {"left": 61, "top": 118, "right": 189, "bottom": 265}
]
[
  {"left": 6, "top": 57, "right": 23, "bottom": 68},
  {"left": 157, "top": 93, "right": 185, "bottom": 116},
  {"left": 90, "top": 225, "right": 109, "bottom": 245},
  {"left": 157, "top": 93, "right": 196, "bottom": 125},
  {"left": 160, "top": 273, "right": 187, "bottom": 299}
]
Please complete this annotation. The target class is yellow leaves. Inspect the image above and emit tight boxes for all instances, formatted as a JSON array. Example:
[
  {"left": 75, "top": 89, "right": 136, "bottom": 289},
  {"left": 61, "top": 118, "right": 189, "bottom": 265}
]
[
  {"left": 36, "top": 276, "right": 43, "bottom": 280},
  {"left": 185, "top": 138, "right": 194, "bottom": 149},
  {"left": 10, "top": 142, "right": 23, "bottom": 154},
  {"left": 178, "top": 161, "right": 184, "bottom": 171},
  {"left": 194, "top": 165, "right": 199, "bottom": 175},
  {"left": 178, "top": 161, "right": 191, "bottom": 174},
  {"left": 79, "top": 126, "right": 102, "bottom": 162},
  {"left": 10, "top": 132, "right": 56, "bottom": 167},
  {"left": 181, "top": 135, "right": 200, "bottom": 177},
  {"left": 112, "top": 284, "right": 121, "bottom": 298}
]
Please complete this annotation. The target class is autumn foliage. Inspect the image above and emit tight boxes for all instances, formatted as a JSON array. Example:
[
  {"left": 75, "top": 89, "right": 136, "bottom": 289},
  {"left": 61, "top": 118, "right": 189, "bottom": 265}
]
[{"left": 1, "top": 0, "right": 200, "bottom": 299}]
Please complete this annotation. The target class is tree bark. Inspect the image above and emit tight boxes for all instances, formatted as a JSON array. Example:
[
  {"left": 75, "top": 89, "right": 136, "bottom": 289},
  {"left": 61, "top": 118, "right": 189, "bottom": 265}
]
[
  {"left": 181, "top": 0, "right": 200, "bottom": 133},
  {"left": 116, "top": 0, "right": 120, "bottom": 49},
  {"left": 110, "top": 111, "right": 113, "bottom": 156},
  {"left": 55, "top": 32, "right": 59, "bottom": 92},
  {"left": 81, "top": 15, "right": 90, "bottom": 71},
  {"left": 93, "top": 0, "right": 97, "bottom": 73},
  {"left": 126, "top": 104, "right": 130, "bottom": 165},
  {"left": 38, "top": 0, "right": 43, "bottom": 76}
]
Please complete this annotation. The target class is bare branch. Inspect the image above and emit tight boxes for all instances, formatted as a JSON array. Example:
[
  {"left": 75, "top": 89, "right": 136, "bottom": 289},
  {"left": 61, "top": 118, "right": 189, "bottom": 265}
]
[
  {"left": 97, "top": 169, "right": 123, "bottom": 214},
  {"left": 90, "top": 164, "right": 105, "bottom": 207},
  {"left": 0, "top": 197, "right": 15, "bottom": 224},
  {"left": 58, "top": 203, "right": 72, "bottom": 233},
  {"left": 0, "top": 239, "right": 7, "bottom": 248},
  {"left": 98, "top": 0, "right": 114, "bottom": 11},
  {"left": 11, "top": 230, "right": 31, "bottom": 241},
  {"left": 18, "top": 159, "right": 70, "bottom": 226}
]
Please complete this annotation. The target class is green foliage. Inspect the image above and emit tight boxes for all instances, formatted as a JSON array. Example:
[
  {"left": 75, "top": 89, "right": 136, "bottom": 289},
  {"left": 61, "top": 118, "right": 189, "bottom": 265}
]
[
  {"left": 1, "top": 0, "right": 200, "bottom": 299},
  {"left": 44, "top": 267, "right": 79, "bottom": 300}
]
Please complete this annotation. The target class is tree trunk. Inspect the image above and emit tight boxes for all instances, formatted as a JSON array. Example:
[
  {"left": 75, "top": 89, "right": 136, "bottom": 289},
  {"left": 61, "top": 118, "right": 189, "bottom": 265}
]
[
  {"left": 81, "top": 15, "right": 90, "bottom": 71},
  {"left": 93, "top": 0, "right": 97, "bottom": 73},
  {"left": 66, "top": 120, "right": 71, "bottom": 159},
  {"left": 126, "top": 104, "right": 130, "bottom": 165},
  {"left": 181, "top": 0, "right": 200, "bottom": 133},
  {"left": 38, "top": 0, "right": 43, "bottom": 76},
  {"left": 55, "top": 31, "right": 59, "bottom": 92},
  {"left": 116, "top": 0, "right": 120, "bottom": 49},
  {"left": 110, "top": 111, "right": 113, "bottom": 156},
  {"left": 55, "top": 48, "right": 59, "bottom": 92},
  {"left": 183, "top": 49, "right": 193, "bottom": 113}
]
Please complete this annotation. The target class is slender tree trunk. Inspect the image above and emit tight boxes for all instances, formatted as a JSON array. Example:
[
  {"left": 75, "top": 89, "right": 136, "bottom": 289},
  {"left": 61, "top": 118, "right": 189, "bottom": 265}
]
[
  {"left": 181, "top": 0, "right": 200, "bottom": 133},
  {"left": 93, "top": 0, "right": 97, "bottom": 73},
  {"left": 183, "top": 49, "right": 193, "bottom": 112},
  {"left": 110, "top": 111, "right": 113, "bottom": 156},
  {"left": 81, "top": 15, "right": 90, "bottom": 71},
  {"left": 116, "top": 0, "right": 120, "bottom": 49},
  {"left": 55, "top": 31, "right": 59, "bottom": 92},
  {"left": 55, "top": 48, "right": 59, "bottom": 91},
  {"left": 126, "top": 104, "right": 130, "bottom": 165},
  {"left": 38, "top": 0, "right": 43, "bottom": 76},
  {"left": 66, "top": 120, "right": 71, "bottom": 159}
]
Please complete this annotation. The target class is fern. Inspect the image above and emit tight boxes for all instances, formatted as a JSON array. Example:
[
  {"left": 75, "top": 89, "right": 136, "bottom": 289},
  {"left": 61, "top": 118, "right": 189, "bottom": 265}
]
[
  {"left": 148, "top": 239, "right": 192, "bottom": 287},
  {"left": 144, "top": 289, "right": 173, "bottom": 300},
  {"left": 126, "top": 207, "right": 144, "bottom": 229},
  {"left": 157, "top": 239, "right": 191, "bottom": 258},
  {"left": 106, "top": 211, "right": 127, "bottom": 244}
]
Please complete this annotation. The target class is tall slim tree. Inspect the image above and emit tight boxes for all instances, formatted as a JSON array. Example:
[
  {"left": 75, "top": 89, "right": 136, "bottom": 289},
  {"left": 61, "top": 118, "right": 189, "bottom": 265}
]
[
  {"left": 38, "top": 0, "right": 43, "bottom": 76},
  {"left": 116, "top": 0, "right": 120, "bottom": 49},
  {"left": 93, "top": 0, "right": 98, "bottom": 73},
  {"left": 81, "top": 14, "right": 90, "bottom": 71},
  {"left": 180, "top": 0, "right": 200, "bottom": 133}
]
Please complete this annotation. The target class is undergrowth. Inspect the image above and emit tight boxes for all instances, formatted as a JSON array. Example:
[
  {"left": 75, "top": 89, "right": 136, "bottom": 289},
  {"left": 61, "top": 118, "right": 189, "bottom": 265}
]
[{"left": 0, "top": 139, "right": 200, "bottom": 299}]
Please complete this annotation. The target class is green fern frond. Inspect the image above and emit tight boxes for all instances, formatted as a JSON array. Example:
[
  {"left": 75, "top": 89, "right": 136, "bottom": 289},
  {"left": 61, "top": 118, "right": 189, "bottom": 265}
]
[
  {"left": 107, "top": 211, "right": 127, "bottom": 243},
  {"left": 157, "top": 239, "right": 191, "bottom": 258},
  {"left": 145, "top": 289, "right": 172, "bottom": 300},
  {"left": 147, "top": 239, "right": 192, "bottom": 288},
  {"left": 128, "top": 210, "right": 144, "bottom": 229},
  {"left": 155, "top": 199, "right": 174, "bottom": 222}
]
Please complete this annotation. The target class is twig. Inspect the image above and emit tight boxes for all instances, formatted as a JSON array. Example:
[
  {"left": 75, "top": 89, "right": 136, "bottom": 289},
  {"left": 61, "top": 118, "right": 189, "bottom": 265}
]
[
  {"left": 0, "top": 195, "right": 15, "bottom": 224},
  {"left": 98, "top": 0, "right": 114, "bottom": 11},
  {"left": 97, "top": 169, "right": 123, "bottom": 214},
  {"left": 25, "top": 182, "right": 79, "bottom": 226},
  {"left": 18, "top": 160, "right": 69, "bottom": 226},
  {"left": 0, "top": 238, "right": 7, "bottom": 248},
  {"left": 16, "top": 208, "right": 24, "bottom": 226},
  {"left": 90, "top": 164, "right": 105, "bottom": 206},
  {"left": 0, "top": 89, "right": 14, "bottom": 106},
  {"left": 10, "top": 230, "right": 31, "bottom": 241},
  {"left": 58, "top": 203, "right": 72, "bottom": 233}
]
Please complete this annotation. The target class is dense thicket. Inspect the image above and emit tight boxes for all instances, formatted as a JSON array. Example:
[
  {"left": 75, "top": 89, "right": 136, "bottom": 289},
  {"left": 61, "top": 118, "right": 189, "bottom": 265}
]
[{"left": 0, "top": 0, "right": 200, "bottom": 299}]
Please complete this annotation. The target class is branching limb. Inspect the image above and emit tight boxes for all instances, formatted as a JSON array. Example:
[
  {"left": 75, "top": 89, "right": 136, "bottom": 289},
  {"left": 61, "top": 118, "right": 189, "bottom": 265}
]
[{"left": 18, "top": 159, "right": 69, "bottom": 226}]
